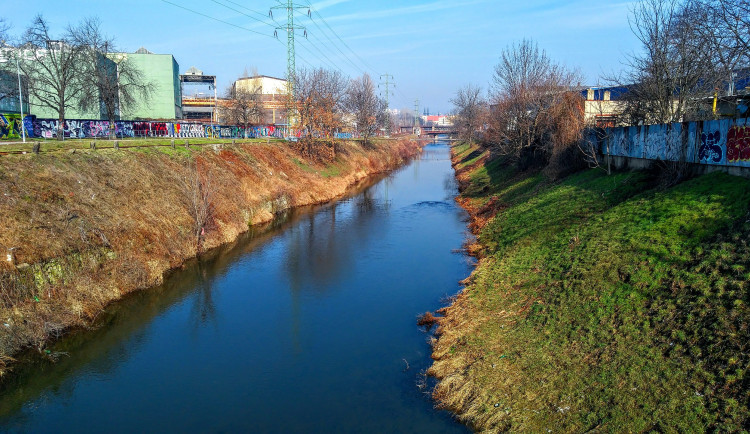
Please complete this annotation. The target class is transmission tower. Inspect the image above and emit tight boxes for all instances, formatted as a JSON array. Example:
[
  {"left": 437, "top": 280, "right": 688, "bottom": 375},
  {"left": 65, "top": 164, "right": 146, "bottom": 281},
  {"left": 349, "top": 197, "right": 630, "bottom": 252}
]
[
  {"left": 379, "top": 74, "right": 394, "bottom": 136},
  {"left": 379, "top": 74, "right": 394, "bottom": 110},
  {"left": 270, "top": 0, "right": 308, "bottom": 129},
  {"left": 414, "top": 99, "right": 420, "bottom": 134}
]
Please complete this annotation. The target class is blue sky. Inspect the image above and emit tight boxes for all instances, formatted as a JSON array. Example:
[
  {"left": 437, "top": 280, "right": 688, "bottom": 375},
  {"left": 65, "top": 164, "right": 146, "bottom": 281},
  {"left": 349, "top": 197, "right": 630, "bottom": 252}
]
[{"left": 3, "top": 0, "right": 640, "bottom": 113}]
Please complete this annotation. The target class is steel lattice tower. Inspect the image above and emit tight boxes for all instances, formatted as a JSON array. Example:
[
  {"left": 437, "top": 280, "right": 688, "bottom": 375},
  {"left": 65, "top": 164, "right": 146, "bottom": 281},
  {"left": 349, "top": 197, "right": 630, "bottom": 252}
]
[
  {"left": 271, "top": 0, "right": 307, "bottom": 129},
  {"left": 379, "top": 74, "right": 394, "bottom": 136}
]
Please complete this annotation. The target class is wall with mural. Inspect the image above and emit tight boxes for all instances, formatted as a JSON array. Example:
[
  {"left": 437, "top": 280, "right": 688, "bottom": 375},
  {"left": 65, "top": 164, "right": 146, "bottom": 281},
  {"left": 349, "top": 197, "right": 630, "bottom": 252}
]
[
  {"left": 596, "top": 117, "right": 750, "bottom": 168},
  {"left": 0, "top": 114, "right": 302, "bottom": 140},
  {"left": 0, "top": 114, "right": 26, "bottom": 140}
]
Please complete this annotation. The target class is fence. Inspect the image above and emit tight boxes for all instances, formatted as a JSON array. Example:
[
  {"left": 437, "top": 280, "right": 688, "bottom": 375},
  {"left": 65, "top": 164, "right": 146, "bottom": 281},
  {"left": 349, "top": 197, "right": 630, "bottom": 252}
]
[
  {"left": 593, "top": 117, "right": 750, "bottom": 168},
  {"left": 0, "top": 114, "right": 301, "bottom": 141}
]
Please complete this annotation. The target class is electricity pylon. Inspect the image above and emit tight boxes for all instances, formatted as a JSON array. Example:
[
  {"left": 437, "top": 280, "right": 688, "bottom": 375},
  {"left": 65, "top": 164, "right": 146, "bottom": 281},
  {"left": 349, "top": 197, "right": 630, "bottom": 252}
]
[
  {"left": 379, "top": 74, "right": 394, "bottom": 110},
  {"left": 379, "top": 74, "right": 394, "bottom": 136},
  {"left": 270, "top": 0, "right": 308, "bottom": 130},
  {"left": 414, "top": 99, "right": 420, "bottom": 133}
]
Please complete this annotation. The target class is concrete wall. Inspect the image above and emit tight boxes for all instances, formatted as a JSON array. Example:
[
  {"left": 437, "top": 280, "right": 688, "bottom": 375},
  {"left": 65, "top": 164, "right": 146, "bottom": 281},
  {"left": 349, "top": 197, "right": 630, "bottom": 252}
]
[
  {"left": 591, "top": 117, "right": 750, "bottom": 178},
  {"left": 0, "top": 114, "right": 297, "bottom": 140}
]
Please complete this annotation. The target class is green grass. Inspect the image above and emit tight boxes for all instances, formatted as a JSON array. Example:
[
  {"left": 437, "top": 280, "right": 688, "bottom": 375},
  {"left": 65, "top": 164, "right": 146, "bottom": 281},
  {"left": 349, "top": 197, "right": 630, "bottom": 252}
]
[
  {"left": 442, "top": 143, "right": 750, "bottom": 432},
  {"left": 320, "top": 162, "right": 342, "bottom": 178},
  {"left": 292, "top": 158, "right": 317, "bottom": 174}
]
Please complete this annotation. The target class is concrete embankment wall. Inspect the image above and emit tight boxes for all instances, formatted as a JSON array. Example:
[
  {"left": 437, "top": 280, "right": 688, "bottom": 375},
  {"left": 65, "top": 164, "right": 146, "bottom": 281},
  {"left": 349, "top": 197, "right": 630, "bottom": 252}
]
[{"left": 0, "top": 138, "right": 419, "bottom": 371}]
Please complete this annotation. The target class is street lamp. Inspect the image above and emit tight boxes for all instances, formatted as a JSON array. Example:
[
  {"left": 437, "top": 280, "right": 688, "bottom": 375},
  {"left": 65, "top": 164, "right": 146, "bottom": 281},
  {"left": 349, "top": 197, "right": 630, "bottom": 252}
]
[{"left": 15, "top": 58, "right": 26, "bottom": 143}]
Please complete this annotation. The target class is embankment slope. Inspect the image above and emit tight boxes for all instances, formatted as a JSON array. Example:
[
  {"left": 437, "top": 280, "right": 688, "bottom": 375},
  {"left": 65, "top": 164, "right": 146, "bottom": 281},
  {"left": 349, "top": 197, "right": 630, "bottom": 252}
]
[
  {"left": 0, "top": 139, "right": 419, "bottom": 372},
  {"left": 430, "top": 142, "right": 750, "bottom": 432}
]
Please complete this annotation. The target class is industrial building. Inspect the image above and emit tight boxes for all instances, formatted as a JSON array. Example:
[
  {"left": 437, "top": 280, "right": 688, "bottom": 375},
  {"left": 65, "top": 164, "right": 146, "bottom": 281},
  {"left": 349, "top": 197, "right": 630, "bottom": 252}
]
[
  {"left": 181, "top": 66, "right": 217, "bottom": 123},
  {"left": 581, "top": 87, "right": 628, "bottom": 127},
  {"left": 232, "top": 75, "right": 288, "bottom": 125}
]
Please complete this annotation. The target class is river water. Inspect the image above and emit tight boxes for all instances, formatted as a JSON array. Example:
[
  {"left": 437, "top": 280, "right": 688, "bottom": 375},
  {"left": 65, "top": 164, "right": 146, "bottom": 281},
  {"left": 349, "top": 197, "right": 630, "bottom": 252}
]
[{"left": 0, "top": 142, "right": 472, "bottom": 433}]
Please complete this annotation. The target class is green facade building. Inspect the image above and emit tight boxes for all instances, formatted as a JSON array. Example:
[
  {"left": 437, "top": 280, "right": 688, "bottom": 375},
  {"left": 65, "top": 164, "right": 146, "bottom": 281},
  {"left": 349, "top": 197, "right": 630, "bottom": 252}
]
[
  {"left": 118, "top": 48, "right": 182, "bottom": 120},
  {"left": 26, "top": 47, "right": 182, "bottom": 121}
]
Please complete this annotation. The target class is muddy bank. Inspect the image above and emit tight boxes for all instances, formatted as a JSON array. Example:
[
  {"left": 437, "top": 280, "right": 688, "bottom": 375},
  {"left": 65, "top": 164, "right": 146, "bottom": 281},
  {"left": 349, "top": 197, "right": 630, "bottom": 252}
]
[{"left": 0, "top": 138, "right": 420, "bottom": 374}]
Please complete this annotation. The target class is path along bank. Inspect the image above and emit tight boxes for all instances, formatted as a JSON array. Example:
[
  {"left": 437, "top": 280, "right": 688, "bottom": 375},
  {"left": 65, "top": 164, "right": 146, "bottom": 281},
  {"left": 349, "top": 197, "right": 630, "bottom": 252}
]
[
  {"left": 0, "top": 138, "right": 420, "bottom": 374},
  {"left": 429, "top": 141, "right": 750, "bottom": 432}
]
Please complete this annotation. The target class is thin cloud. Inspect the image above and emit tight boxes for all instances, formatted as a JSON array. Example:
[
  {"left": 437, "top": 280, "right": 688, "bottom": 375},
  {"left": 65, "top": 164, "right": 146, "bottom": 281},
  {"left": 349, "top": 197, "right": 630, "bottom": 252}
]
[{"left": 310, "top": 0, "right": 350, "bottom": 11}]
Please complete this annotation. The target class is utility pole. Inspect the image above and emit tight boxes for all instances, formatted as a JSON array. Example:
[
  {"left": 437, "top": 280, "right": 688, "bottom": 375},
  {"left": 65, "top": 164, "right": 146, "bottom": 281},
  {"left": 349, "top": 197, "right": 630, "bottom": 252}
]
[
  {"left": 16, "top": 58, "right": 25, "bottom": 142},
  {"left": 271, "top": 0, "right": 308, "bottom": 134},
  {"left": 379, "top": 74, "right": 394, "bottom": 137}
]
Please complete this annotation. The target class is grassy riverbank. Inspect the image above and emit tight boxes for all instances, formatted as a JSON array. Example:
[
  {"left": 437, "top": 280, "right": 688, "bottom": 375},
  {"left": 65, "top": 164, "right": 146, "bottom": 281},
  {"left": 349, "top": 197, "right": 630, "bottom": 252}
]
[
  {"left": 0, "top": 138, "right": 420, "bottom": 375},
  {"left": 430, "top": 142, "right": 750, "bottom": 432}
]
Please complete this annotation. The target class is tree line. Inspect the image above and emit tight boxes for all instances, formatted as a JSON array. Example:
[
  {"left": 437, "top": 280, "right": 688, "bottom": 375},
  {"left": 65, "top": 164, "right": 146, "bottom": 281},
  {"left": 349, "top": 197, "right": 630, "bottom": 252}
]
[
  {"left": 451, "top": 0, "right": 750, "bottom": 177},
  {"left": 222, "top": 69, "right": 393, "bottom": 144},
  {"left": 1, "top": 15, "right": 394, "bottom": 143},
  {"left": 0, "top": 15, "right": 153, "bottom": 140}
]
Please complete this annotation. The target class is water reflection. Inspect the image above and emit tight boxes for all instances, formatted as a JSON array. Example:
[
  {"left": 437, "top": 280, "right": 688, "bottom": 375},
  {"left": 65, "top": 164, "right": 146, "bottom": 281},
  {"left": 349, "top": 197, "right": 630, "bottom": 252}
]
[{"left": 0, "top": 143, "right": 471, "bottom": 433}]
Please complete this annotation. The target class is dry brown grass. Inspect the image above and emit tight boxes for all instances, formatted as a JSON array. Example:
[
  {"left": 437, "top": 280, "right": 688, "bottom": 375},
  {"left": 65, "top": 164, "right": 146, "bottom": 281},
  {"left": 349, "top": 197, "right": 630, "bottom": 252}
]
[{"left": 0, "top": 138, "right": 420, "bottom": 373}]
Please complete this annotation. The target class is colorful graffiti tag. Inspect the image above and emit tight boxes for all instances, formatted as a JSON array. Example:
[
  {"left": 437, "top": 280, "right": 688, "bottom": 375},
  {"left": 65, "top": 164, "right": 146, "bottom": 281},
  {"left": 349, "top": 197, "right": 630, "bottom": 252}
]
[
  {"left": 600, "top": 117, "right": 750, "bottom": 168},
  {"left": 699, "top": 130, "right": 723, "bottom": 164},
  {"left": 727, "top": 125, "right": 750, "bottom": 163},
  {"left": 0, "top": 114, "right": 25, "bottom": 139},
  {"left": 2, "top": 114, "right": 304, "bottom": 141}
]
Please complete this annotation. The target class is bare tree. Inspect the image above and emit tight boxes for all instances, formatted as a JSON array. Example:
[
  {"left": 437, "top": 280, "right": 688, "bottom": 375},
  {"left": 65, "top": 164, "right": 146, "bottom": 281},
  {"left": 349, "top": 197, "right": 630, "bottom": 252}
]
[
  {"left": 375, "top": 98, "right": 392, "bottom": 136},
  {"left": 177, "top": 160, "right": 214, "bottom": 253},
  {"left": 451, "top": 84, "right": 486, "bottom": 142},
  {"left": 345, "top": 73, "right": 380, "bottom": 144},
  {"left": 487, "top": 39, "right": 580, "bottom": 168},
  {"left": 0, "top": 18, "right": 8, "bottom": 45},
  {"left": 295, "top": 67, "right": 348, "bottom": 139},
  {"left": 71, "top": 17, "right": 153, "bottom": 137},
  {"left": 224, "top": 81, "right": 262, "bottom": 137},
  {"left": 712, "top": 0, "right": 750, "bottom": 63},
  {"left": 17, "top": 15, "right": 86, "bottom": 140},
  {"left": 613, "top": 0, "right": 724, "bottom": 124}
]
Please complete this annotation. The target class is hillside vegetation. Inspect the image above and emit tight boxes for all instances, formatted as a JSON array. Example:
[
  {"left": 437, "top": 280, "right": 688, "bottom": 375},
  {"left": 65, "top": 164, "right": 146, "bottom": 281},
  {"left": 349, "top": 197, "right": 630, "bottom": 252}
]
[
  {"left": 0, "top": 138, "right": 419, "bottom": 374},
  {"left": 430, "top": 142, "right": 750, "bottom": 432}
]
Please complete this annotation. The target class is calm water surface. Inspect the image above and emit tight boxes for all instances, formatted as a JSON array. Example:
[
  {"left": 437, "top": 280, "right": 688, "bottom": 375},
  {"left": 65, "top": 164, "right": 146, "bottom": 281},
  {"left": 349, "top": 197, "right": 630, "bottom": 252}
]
[{"left": 0, "top": 142, "right": 473, "bottom": 433}]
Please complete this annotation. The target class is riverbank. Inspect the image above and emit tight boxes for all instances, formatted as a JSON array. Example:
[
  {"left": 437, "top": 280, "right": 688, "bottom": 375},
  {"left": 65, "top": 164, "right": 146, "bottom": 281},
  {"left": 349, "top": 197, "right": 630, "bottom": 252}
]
[
  {"left": 430, "top": 142, "right": 750, "bottom": 431},
  {"left": 0, "top": 138, "right": 420, "bottom": 375}
]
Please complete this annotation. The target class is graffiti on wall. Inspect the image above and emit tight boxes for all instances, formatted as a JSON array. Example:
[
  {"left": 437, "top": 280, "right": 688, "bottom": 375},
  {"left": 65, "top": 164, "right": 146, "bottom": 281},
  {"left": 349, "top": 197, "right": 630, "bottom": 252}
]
[
  {"left": 699, "top": 131, "right": 723, "bottom": 164},
  {"left": 2, "top": 114, "right": 302, "bottom": 141},
  {"left": 600, "top": 117, "right": 750, "bottom": 168},
  {"left": 727, "top": 125, "right": 750, "bottom": 163},
  {"left": 0, "top": 114, "right": 24, "bottom": 139}
]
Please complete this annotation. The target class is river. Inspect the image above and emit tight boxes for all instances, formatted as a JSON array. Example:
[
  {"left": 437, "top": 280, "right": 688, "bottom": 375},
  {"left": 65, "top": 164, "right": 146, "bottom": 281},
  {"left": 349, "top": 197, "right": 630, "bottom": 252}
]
[{"left": 0, "top": 142, "right": 472, "bottom": 433}]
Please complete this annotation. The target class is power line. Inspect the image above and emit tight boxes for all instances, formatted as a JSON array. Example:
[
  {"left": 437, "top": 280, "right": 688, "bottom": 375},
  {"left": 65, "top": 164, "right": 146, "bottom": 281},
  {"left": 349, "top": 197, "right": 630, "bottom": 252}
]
[
  {"left": 304, "top": 22, "right": 363, "bottom": 74},
  {"left": 302, "top": 10, "right": 366, "bottom": 75},
  {"left": 210, "top": 0, "right": 276, "bottom": 27},
  {"left": 216, "top": 0, "right": 271, "bottom": 20},
  {"left": 296, "top": 36, "right": 343, "bottom": 73},
  {"left": 160, "top": 0, "right": 273, "bottom": 38},
  {"left": 304, "top": 2, "right": 379, "bottom": 75}
]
